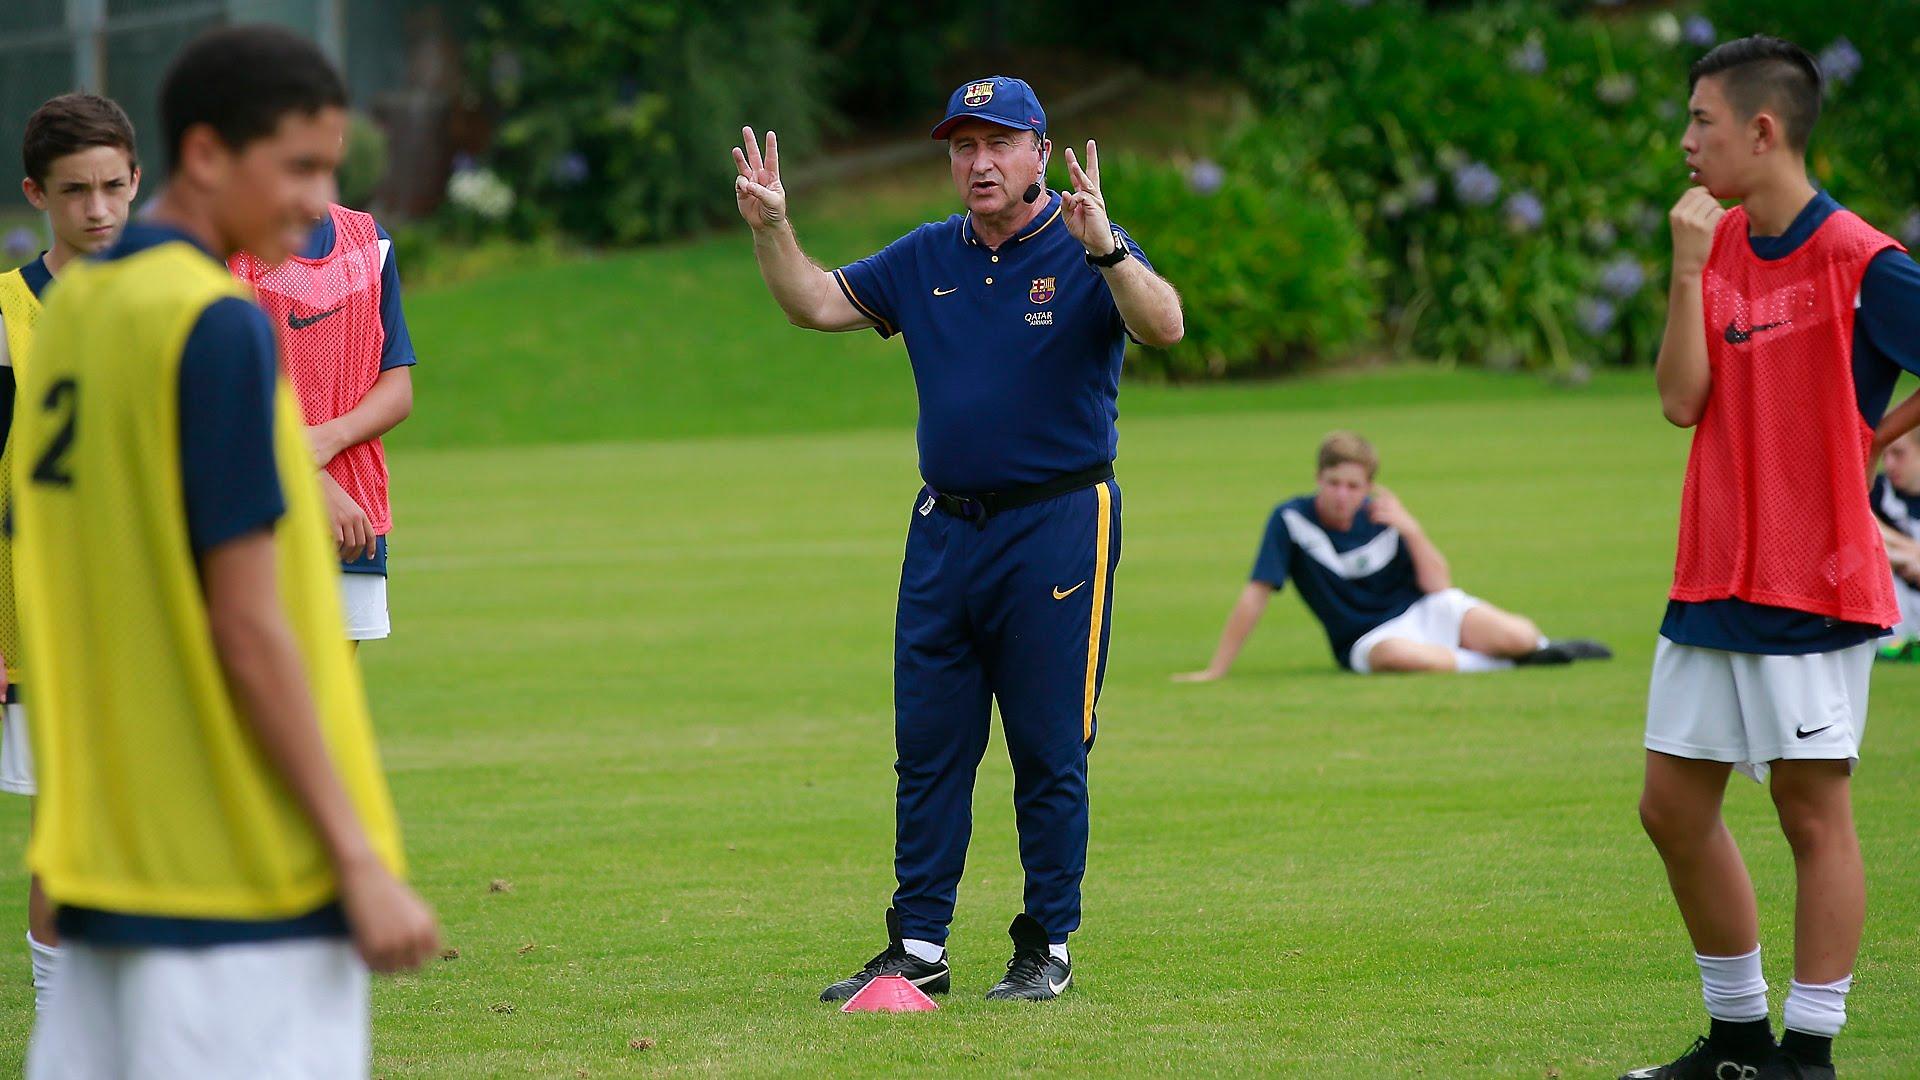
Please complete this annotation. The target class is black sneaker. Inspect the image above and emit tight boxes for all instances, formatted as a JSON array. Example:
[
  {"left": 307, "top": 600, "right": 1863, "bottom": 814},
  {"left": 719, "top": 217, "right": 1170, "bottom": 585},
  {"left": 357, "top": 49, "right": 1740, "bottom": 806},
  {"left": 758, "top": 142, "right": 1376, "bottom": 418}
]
[
  {"left": 985, "top": 913, "right": 1070, "bottom": 1001},
  {"left": 1621, "top": 1035, "right": 1767, "bottom": 1079},
  {"left": 1758, "top": 1052, "right": 1836, "bottom": 1080},
  {"left": 819, "top": 908, "right": 950, "bottom": 1002},
  {"left": 1518, "top": 638, "right": 1614, "bottom": 665}
]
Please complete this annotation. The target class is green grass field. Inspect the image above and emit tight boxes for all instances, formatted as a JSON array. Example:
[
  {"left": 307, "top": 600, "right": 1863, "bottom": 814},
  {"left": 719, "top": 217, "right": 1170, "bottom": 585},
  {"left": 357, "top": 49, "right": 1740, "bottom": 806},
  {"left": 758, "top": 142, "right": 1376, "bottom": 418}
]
[
  {"left": 3, "top": 369, "right": 1914, "bottom": 1076},
  {"left": 0, "top": 178, "right": 1916, "bottom": 1074}
]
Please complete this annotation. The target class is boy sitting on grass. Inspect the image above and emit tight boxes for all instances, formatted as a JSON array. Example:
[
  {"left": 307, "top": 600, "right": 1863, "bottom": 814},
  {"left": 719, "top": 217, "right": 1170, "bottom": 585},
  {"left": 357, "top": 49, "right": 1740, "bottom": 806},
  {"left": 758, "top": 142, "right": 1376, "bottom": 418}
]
[{"left": 1175, "top": 431, "right": 1611, "bottom": 679}]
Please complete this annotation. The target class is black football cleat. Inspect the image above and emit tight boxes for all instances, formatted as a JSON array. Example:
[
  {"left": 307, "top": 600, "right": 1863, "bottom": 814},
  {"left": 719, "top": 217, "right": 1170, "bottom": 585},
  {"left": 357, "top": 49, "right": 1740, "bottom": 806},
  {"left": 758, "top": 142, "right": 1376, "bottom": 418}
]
[
  {"left": 819, "top": 907, "right": 950, "bottom": 1002},
  {"left": 1757, "top": 1052, "right": 1835, "bottom": 1080},
  {"left": 1620, "top": 1035, "right": 1769, "bottom": 1080},
  {"left": 1519, "top": 638, "right": 1614, "bottom": 665},
  {"left": 985, "top": 913, "right": 1070, "bottom": 1001}
]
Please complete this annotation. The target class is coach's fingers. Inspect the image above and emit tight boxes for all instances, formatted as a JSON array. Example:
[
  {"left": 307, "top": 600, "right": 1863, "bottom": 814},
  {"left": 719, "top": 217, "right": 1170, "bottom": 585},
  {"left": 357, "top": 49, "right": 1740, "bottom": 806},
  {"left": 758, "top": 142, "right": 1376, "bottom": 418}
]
[
  {"left": 732, "top": 146, "right": 751, "bottom": 178},
  {"left": 765, "top": 129, "right": 780, "bottom": 177},
  {"left": 1084, "top": 139, "right": 1099, "bottom": 187},
  {"left": 743, "top": 127, "right": 764, "bottom": 174}
]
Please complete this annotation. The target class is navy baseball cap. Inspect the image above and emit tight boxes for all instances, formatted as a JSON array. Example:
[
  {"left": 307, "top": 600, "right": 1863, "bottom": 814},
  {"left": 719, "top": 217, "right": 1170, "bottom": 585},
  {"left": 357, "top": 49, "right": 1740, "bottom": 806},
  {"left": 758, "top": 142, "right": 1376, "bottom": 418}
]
[{"left": 930, "top": 76, "right": 1046, "bottom": 140}]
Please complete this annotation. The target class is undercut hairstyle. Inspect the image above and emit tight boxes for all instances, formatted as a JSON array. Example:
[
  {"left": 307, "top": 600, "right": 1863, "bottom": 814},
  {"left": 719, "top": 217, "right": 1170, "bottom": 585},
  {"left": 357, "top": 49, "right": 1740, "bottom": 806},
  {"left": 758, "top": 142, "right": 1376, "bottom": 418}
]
[
  {"left": 160, "top": 24, "right": 347, "bottom": 171},
  {"left": 1317, "top": 431, "right": 1378, "bottom": 479},
  {"left": 1689, "top": 35, "right": 1823, "bottom": 152},
  {"left": 22, "top": 92, "right": 138, "bottom": 186}
]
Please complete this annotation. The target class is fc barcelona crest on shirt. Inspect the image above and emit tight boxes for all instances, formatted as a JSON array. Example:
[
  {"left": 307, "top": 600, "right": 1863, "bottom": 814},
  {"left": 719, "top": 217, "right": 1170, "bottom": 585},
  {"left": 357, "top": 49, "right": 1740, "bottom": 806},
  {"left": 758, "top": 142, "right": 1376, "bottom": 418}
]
[
  {"left": 964, "top": 81, "right": 995, "bottom": 107},
  {"left": 1029, "top": 276, "right": 1056, "bottom": 305}
]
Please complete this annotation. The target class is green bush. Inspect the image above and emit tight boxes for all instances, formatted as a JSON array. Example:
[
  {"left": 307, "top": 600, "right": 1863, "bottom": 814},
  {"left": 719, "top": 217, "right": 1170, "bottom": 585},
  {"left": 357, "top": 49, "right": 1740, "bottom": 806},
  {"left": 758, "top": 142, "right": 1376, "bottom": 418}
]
[
  {"left": 1233, "top": 0, "right": 1920, "bottom": 372},
  {"left": 337, "top": 112, "right": 389, "bottom": 211},
  {"left": 466, "top": 1, "right": 829, "bottom": 245},
  {"left": 1113, "top": 153, "right": 1379, "bottom": 379}
]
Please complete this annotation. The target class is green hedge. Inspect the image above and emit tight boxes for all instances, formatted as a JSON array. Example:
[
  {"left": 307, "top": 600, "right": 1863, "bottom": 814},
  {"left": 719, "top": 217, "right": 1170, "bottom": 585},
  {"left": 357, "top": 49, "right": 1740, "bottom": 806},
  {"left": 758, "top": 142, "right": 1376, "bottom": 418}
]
[
  {"left": 1115, "top": 153, "right": 1380, "bottom": 379},
  {"left": 1134, "top": 0, "right": 1920, "bottom": 377},
  {"left": 460, "top": 1, "right": 828, "bottom": 246}
]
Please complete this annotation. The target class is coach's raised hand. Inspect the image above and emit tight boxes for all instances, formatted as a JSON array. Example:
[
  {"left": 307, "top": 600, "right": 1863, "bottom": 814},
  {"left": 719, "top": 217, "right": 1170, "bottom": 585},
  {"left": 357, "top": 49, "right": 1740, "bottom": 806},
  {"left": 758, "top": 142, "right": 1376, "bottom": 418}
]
[
  {"left": 1063, "top": 141, "right": 1113, "bottom": 254},
  {"left": 733, "top": 127, "right": 787, "bottom": 230}
]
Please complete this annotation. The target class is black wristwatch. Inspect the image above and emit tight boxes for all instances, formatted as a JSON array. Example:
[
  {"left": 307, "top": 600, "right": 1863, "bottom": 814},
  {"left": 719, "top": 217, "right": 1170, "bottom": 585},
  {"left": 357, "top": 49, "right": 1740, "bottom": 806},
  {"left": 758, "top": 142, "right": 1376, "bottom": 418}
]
[{"left": 1086, "top": 226, "right": 1129, "bottom": 268}]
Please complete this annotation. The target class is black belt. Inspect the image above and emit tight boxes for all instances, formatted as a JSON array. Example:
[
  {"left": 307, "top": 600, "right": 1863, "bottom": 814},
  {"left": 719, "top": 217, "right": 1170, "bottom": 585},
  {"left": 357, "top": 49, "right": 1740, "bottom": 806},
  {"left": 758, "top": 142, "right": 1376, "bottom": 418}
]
[{"left": 927, "top": 464, "right": 1114, "bottom": 523}]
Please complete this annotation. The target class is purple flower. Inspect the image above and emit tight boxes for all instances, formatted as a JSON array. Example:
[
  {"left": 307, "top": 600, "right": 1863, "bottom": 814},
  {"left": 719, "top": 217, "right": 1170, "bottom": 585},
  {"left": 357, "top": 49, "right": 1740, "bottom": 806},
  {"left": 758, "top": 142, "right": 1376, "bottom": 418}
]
[
  {"left": 1599, "top": 255, "right": 1645, "bottom": 300},
  {"left": 1586, "top": 219, "right": 1619, "bottom": 248},
  {"left": 1900, "top": 210, "right": 1920, "bottom": 250},
  {"left": 1681, "top": 16, "right": 1715, "bottom": 49},
  {"left": 550, "top": 150, "right": 589, "bottom": 187},
  {"left": 4, "top": 227, "right": 38, "bottom": 262},
  {"left": 1407, "top": 176, "right": 1438, "bottom": 208},
  {"left": 1509, "top": 39, "right": 1547, "bottom": 76},
  {"left": 1578, "top": 298, "right": 1617, "bottom": 337},
  {"left": 1597, "top": 74, "right": 1637, "bottom": 106},
  {"left": 1452, "top": 162, "right": 1501, "bottom": 207},
  {"left": 1186, "top": 159, "right": 1224, "bottom": 196},
  {"left": 1819, "top": 38, "right": 1862, "bottom": 86},
  {"left": 1504, "top": 190, "right": 1545, "bottom": 232}
]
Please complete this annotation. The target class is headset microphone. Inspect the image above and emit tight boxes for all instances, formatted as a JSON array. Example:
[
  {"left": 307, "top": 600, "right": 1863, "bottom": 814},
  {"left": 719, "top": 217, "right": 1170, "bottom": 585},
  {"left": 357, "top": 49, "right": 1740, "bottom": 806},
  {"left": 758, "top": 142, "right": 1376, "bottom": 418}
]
[{"left": 1023, "top": 182, "right": 1042, "bottom": 204}]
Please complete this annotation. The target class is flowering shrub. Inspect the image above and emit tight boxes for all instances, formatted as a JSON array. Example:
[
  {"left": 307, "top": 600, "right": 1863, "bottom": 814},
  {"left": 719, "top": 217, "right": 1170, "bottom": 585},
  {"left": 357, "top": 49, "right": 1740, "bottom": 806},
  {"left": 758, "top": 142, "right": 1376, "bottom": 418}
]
[
  {"left": 1194, "top": 0, "right": 1920, "bottom": 374},
  {"left": 1114, "top": 152, "right": 1379, "bottom": 380}
]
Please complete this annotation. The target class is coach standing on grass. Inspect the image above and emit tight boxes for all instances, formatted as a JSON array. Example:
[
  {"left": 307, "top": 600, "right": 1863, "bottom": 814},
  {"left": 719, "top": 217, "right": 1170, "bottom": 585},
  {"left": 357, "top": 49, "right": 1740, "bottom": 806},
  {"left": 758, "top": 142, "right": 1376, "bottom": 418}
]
[{"left": 734, "top": 76, "right": 1182, "bottom": 1002}]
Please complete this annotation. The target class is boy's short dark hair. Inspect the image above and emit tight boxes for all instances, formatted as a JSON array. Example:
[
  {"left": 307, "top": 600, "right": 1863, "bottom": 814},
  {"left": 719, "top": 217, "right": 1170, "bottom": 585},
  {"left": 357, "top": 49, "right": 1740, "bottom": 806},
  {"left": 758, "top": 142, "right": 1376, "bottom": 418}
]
[
  {"left": 22, "top": 92, "right": 138, "bottom": 186},
  {"left": 160, "top": 24, "right": 347, "bottom": 171},
  {"left": 1689, "top": 35, "right": 1823, "bottom": 152}
]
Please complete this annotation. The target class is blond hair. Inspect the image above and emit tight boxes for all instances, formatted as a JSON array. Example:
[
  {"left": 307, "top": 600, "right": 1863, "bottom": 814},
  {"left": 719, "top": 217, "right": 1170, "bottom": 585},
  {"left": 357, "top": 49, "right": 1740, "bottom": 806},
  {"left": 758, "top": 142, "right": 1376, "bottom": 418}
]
[{"left": 1317, "top": 431, "right": 1378, "bottom": 478}]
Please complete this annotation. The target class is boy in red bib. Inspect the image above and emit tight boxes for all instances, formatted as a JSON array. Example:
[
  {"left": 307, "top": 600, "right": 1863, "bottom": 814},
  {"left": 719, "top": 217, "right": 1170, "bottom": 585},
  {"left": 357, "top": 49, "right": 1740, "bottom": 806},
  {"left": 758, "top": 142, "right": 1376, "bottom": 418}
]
[
  {"left": 231, "top": 202, "right": 416, "bottom": 644},
  {"left": 1625, "top": 36, "right": 1920, "bottom": 1080}
]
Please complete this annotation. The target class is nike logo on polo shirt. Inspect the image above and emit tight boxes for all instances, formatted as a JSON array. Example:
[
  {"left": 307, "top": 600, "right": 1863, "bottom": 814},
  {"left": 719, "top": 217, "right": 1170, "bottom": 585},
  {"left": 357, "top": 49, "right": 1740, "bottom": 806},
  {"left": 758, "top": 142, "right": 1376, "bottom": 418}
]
[
  {"left": 933, "top": 286, "right": 958, "bottom": 297},
  {"left": 1795, "top": 723, "right": 1835, "bottom": 740},
  {"left": 1723, "top": 318, "right": 1787, "bottom": 344},
  {"left": 288, "top": 305, "right": 347, "bottom": 330},
  {"left": 1053, "top": 582, "right": 1086, "bottom": 600}
]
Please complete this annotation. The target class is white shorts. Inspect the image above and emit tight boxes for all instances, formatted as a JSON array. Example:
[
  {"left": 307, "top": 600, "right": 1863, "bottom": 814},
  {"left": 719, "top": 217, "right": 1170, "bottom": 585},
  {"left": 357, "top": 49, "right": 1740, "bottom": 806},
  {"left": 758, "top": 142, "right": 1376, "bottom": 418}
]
[
  {"left": 1349, "top": 587, "right": 1485, "bottom": 673},
  {"left": 1, "top": 701, "right": 33, "bottom": 796},
  {"left": 1645, "top": 637, "right": 1874, "bottom": 783},
  {"left": 340, "top": 572, "right": 390, "bottom": 641},
  {"left": 27, "top": 938, "right": 368, "bottom": 1079}
]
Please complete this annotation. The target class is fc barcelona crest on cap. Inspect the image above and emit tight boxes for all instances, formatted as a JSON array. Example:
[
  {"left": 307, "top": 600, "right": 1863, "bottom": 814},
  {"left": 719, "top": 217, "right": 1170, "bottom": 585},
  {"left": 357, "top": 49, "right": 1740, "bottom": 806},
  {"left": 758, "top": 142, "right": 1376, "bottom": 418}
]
[
  {"left": 1029, "top": 276, "right": 1056, "bottom": 305},
  {"left": 964, "top": 81, "right": 995, "bottom": 107}
]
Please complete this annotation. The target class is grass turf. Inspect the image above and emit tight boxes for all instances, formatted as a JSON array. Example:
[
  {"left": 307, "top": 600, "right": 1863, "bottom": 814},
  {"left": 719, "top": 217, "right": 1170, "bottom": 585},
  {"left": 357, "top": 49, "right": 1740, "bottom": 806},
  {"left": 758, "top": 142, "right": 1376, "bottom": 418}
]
[{"left": 0, "top": 372, "right": 1914, "bottom": 1077}]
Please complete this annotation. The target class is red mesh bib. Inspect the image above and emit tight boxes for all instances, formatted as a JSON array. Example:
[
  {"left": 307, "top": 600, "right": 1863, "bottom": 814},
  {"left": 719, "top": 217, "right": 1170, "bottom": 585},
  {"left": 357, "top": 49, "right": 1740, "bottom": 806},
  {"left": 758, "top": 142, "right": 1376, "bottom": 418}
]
[
  {"left": 1670, "top": 205, "right": 1900, "bottom": 625},
  {"left": 231, "top": 205, "right": 392, "bottom": 534}
]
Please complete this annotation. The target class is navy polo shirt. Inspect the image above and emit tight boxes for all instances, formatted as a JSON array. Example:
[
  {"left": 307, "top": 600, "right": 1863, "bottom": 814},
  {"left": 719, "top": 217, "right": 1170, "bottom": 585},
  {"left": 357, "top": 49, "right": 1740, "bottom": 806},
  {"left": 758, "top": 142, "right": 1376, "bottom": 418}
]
[
  {"left": 1251, "top": 495, "right": 1426, "bottom": 669},
  {"left": 833, "top": 192, "right": 1150, "bottom": 493},
  {"left": 1661, "top": 192, "right": 1920, "bottom": 654}
]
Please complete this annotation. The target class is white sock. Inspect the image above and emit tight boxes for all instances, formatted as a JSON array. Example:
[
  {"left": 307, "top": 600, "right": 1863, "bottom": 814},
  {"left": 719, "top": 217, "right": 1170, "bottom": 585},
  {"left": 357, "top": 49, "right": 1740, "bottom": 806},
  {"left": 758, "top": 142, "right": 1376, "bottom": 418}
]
[
  {"left": 1049, "top": 942, "right": 1069, "bottom": 964},
  {"left": 902, "top": 937, "right": 944, "bottom": 963},
  {"left": 1452, "top": 649, "right": 1513, "bottom": 673},
  {"left": 1696, "top": 947, "right": 1769, "bottom": 1022},
  {"left": 1783, "top": 974, "right": 1852, "bottom": 1037},
  {"left": 27, "top": 932, "right": 60, "bottom": 1015}
]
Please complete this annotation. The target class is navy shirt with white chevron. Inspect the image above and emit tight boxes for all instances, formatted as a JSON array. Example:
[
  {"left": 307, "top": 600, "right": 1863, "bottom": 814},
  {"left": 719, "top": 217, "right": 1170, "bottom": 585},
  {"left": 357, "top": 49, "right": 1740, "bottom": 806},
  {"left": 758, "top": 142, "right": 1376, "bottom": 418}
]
[{"left": 1251, "top": 495, "right": 1424, "bottom": 668}]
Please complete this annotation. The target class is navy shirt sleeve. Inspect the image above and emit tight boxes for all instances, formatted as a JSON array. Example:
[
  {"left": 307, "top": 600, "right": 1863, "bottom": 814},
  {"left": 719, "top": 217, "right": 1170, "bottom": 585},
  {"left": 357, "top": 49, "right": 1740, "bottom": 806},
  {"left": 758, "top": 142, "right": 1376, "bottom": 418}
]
[
  {"left": 374, "top": 223, "right": 417, "bottom": 371},
  {"left": 179, "top": 297, "right": 285, "bottom": 553},
  {"left": 1852, "top": 248, "right": 1920, "bottom": 426},
  {"left": 1250, "top": 509, "right": 1291, "bottom": 589},
  {"left": 834, "top": 229, "right": 920, "bottom": 339}
]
